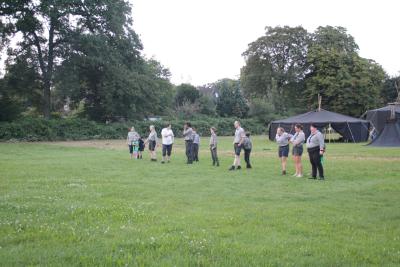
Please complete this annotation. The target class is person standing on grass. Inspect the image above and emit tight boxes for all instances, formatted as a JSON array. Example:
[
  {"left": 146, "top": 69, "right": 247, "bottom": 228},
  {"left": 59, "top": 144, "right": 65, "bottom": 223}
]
[
  {"left": 306, "top": 123, "right": 325, "bottom": 180},
  {"left": 183, "top": 122, "right": 194, "bottom": 164},
  {"left": 209, "top": 127, "right": 219, "bottom": 167},
  {"left": 290, "top": 124, "right": 305, "bottom": 177},
  {"left": 138, "top": 136, "right": 145, "bottom": 159},
  {"left": 145, "top": 125, "right": 158, "bottom": 161},
  {"left": 192, "top": 128, "right": 200, "bottom": 162},
  {"left": 229, "top": 121, "right": 246, "bottom": 171},
  {"left": 242, "top": 132, "right": 252, "bottom": 169},
  {"left": 127, "top": 126, "right": 140, "bottom": 159},
  {"left": 161, "top": 123, "right": 174, "bottom": 164},
  {"left": 275, "top": 127, "right": 292, "bottom": 175}
]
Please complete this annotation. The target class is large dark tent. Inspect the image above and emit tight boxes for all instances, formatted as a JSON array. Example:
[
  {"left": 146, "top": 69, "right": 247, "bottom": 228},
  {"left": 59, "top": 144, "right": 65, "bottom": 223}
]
[
  {"left": 365, "top": 104, "right": 400, "bottom": 135},
  {"left": 268, "top": 109, "right": 370, "bottom": 142},
  {"left": 367, "top": 103, "right": 400, "bottom": 147}
]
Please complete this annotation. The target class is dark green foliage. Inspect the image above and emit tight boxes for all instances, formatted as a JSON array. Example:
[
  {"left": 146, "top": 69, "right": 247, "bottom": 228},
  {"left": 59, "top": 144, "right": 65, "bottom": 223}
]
[
  {"left": 174, "top": 84, "right": 200, "bottom": 106},
  {"left": 305, "top": 27, "right": 386, "bottom": 116},
  {"left": 381, "top": 76, "right": 400, "bottom": 104},
  {"left": 241, "top": 26, "right": 310, "bottom": 114},
  {"left": 215, "top": 79, "right": 249, "bottom": 118},
  {"left": 0, "top": 117, "right": 265, "bottom": 141}
]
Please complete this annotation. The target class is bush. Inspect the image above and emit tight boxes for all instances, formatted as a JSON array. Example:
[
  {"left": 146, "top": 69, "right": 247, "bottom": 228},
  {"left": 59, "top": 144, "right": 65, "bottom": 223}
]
[{"left": 0, "top": 117, "right": 267, "bottom": 141}]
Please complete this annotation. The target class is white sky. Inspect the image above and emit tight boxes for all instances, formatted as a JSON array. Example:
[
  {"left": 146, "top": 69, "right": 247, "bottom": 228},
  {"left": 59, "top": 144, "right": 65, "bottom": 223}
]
[{"left": 131, "top": 0, "right": 400, "bottom": 86}]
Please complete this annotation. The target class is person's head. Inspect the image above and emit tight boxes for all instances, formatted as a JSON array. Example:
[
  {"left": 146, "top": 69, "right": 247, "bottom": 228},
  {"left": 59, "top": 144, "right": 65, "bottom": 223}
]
[
  {"left": 165, "top": 122, "right": 171, "bottom": 129},
  {"left": 130, "top": 126, "right": 135, "bottom": 132},
  {"left": 277, "top": 127, "right": 285, "bottom": 135},
  {"left": 310, "top": 123, "right": 318, "bottom": 133},
  {"left": 149, "top": 125, "right": 155, "bottom": 132},
  {"left": 246, "top": 132, "right": 251, "bottom": 137},
  {"left": 234, "top": 121, "right": 240, "bottom": 129},
  {"left": 294, "top": 124, "right": 303, "bottom": 132},
  {"left": 185, "top": 122, "right": 191, "bottom": 128},
  {"left": 210, "top": 127, "right": 216, "bottom": 134},
  {"left": 192, "top": 127, "right": 196, "bottom": 133}
]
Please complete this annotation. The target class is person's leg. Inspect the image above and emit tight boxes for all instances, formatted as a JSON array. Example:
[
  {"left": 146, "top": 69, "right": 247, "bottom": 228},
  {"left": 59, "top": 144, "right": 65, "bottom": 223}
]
[
  {"left": 317, "top": 154, "right": 324, "bottom": 179},
  {"left": 281, "top": 157, "right": 287, "bottom": 174},
  {"left": 187, "top": 141, "right": 193, "bottom": 163},
  {"left": 193, "top": 144, "right": 199, "bottom": 161},
  {"left": 185, "top": 141, "right": 190, "bottom": 163},
  {"left": 162, "top": 145, "right": 166, "bottom": 162},
  {"left": 215, "top": 148, "right": 219, "bottom": 166},
  {"left": 167, "top": 145, "right": 172, "bottom": 162},
  {"left": 309, "top": 150, "right": 317, "bottom": 178},
  {"left": 211, "top": 147, "right": 215, "bottom": 165}
]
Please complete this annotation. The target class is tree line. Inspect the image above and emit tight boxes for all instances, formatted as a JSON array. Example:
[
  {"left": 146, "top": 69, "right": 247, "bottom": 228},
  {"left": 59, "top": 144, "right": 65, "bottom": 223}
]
[{"left": 0, "top": 1, "right": 398, "bottom": 123}]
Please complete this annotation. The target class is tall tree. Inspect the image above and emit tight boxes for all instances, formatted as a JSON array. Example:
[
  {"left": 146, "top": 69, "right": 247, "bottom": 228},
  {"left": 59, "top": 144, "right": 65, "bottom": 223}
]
[
  {"left": 0, "top": 0, "right": 143, "bottom": 119},
  {"left": 241, "top": 26, "right": 310, "bottom": 114},
  {"left": 215, "top": 79, "right": 249, "bottom": 118},
  {"left": 305, "top": 26, "right": 386, "bottom": 116},
  {"left": 174, "top": 84, "right": 200, "bottom": 107}
]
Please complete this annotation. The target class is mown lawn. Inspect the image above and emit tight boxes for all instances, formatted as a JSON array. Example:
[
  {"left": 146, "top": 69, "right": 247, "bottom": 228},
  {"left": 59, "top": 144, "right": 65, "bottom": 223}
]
[{"left": 0, "top": 136, "right": 399, "bottom": 266}]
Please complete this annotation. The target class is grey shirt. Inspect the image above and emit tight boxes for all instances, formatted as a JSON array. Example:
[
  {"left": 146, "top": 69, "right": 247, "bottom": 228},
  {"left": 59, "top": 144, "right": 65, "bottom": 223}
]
[
  {"left": 306, "top": 131, "right": 325, "bottom": 149},
  {"left": 290, "top": 131, "right": 305, "bottom": 147},
  {"left": 275, "top": 132, "right": 291, "bottom": 146},
  {"left": 209, "top": 133, "right": 217, "bottom": 148},
  {"left": 193, "top": 133, "right": 200, "bottom": 144},
  {"left": 127, "top": 131, "right": 140, "bottom": 144},
  {"left": 183, "top": 127, "right": 193, "bottom": 141},
  {"left": 243, "top": 136, "right": 252, "bottom": 150},
  {"left": 234, "top": 127, "right": 245, "bottom": 143},
  {"left": 148, "top": 131, "right": 157, "bottom": 142}
]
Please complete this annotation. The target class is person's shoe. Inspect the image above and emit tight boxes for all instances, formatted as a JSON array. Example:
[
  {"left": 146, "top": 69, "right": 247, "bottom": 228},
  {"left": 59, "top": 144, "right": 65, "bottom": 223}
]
[
  {"left": 296, "top": 174, "right": 303, "bottom": 178},
  {"left": 161, "top": 161, "right": 165, "bottom": 164},
  {"left": 282, "top": 170, "right": 286, "bottom": 175},
  {"left": 309, "top": 176, "right": 317, "bottom": 179},
  {"left": 318, "top": 177, "right": 325, "bottom": 180},
  {"left": 292, "top": 173, "right": 298, "bottom": 177},
  {"left": 187, "top": 161, "right": 193, "bottom": 164},
  {"left": 246, "top": 164, "right": 252, "bottom": 169},
  {"left": 237, "top": 166, "right": 242, "bottom": 170},
  {"left": 229, "top": 166, "right": 235, "bottom": 171},
  {"left": 216, "top": 163, "right": 220, "bottom": 167},
  {"left": 212, "top": 161, "right": 215, "bottom": 166}
]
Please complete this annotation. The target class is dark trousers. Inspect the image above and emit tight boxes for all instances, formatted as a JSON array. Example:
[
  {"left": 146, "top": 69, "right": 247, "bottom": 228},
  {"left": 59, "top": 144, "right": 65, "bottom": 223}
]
[
  {"left": 308, "top": 147, "right": 324, "bottom": 178},
  {"left": 210, "top": 147, "right": 219, "bottom": 165},
  {"left": 193, "top": 143, "right": 199, "bottom": 161},
  {"left": 185, "top": 140, "right": 193, "bottom": 163},
  {"left": 244, "top": 149, "right": 251, "bottom": 167}
]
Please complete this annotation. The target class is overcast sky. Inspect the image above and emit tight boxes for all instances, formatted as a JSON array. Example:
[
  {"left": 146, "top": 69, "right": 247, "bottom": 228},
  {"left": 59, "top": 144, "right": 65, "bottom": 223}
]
[{"left": 131, "top": 0, "right": 400, "bottom": 86}]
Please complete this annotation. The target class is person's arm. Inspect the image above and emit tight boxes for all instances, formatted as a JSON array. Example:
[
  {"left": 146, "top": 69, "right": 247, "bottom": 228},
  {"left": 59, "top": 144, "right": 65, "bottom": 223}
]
[{"left": 318, "top": 133, "right": 325, "bottom": 154}]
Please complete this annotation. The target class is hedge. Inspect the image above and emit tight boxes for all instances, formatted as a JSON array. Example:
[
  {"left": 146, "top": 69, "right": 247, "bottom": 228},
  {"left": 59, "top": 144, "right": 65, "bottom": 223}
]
[{"left": 0, "top": 117, "right": 267, "bottom": 141}]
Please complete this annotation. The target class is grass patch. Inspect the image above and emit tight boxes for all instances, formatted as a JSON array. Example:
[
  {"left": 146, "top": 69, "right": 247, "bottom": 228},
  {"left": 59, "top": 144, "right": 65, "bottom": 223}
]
[{"left": 0, "top": 136, "right": 399, "bottom": 266}]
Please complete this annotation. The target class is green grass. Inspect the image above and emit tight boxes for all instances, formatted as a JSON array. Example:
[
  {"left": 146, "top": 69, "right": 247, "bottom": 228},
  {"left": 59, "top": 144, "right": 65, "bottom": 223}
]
[{"left": 0, "top": 136, "right": 399, "bottom": 266}]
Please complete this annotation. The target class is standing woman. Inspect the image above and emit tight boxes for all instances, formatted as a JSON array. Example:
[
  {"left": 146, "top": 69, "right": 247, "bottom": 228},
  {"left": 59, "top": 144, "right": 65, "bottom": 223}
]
[
  {"left": 290, "top": 124, "right": 305, "bottom": 177},
  {"left": 306, "top": 123, "right": 325, "bottom": 180},
  {"left": 161, "top": 123, "right": 174, "bottom": 164},
  {"left": 275, "top": 127, "right": 292, "bottom": 175},
  {"left": 145, "top": 125, "right": 158, "bottom": 161},
  {"left": 127, "top": 126, "right": 140, "bottom": 159}
]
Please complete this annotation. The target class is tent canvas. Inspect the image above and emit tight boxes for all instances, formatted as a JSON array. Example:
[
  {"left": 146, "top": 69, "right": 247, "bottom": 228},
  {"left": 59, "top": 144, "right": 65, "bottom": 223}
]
[
  {"left": 368, "top": 119, "right": 400, "bottom": 147},
  {"left": 365, "top": 104, "right": 400, "bottom": 135},
  {"left": 268, "top": 109, "right": 370, "bottom": 142}
]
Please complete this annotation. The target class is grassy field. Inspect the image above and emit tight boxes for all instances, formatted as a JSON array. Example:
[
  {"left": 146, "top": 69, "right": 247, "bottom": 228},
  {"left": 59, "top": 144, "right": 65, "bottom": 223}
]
[{"left": 0, "top": 136, "right": 399, "bottom": 266}]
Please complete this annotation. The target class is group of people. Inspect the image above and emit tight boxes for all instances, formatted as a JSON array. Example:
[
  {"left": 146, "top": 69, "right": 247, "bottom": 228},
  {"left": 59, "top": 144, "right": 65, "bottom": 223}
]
[
  {"left": 126, "top": 121, "right": 253, "bottom": 168},
  {"left": 126, "top": 120, "right": 325, "bottom": 180},
  {"left": 275, "top": 123, "right": 325, "bottom": 180}
]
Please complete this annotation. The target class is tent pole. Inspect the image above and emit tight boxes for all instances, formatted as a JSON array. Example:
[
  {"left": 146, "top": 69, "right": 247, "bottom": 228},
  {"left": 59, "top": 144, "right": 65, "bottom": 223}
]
[{"left": 346, "top": 121, "right": 356, "bottom": 143}]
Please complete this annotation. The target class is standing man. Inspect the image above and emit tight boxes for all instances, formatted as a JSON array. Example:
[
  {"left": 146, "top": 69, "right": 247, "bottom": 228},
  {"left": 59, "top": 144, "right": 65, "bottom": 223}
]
[
  {"left": 306, "top": 123, "right": 325, "bottom": 180},
  {"left": 229, "top": 121, "right": 246, "bottom": 171},
  {"left": 161, "top": 123, "right": 174, "bottom": 164},
  {"left": 192, "top": 128, "right": 200, "bottom": 162},
  {"left": 183, "top": 122, "right": 194, "bottom": 164},
  {"left": 209, "top": 127, "right": 219, "bottom": 167}
]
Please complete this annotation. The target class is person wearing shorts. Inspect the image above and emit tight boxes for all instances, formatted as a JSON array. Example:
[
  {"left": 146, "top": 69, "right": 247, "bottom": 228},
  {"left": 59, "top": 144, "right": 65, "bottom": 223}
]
[
  {"left": 290, "top": 124, "right": 305, "bottom": 177},
  {"left": 275, "top": 127, "right": 292, "bottom": 175},
  {"left": 127, "top": 126, "right": 140, "bottom": 159},
  {"left": 161, "top": 123, "right": 174, "bottom": 163},
  {"left": 145, "top": 125, "right": 158, "bottom": 161},
  {"left": 229, "top": 121, "right": 245, "bottom": 171}
]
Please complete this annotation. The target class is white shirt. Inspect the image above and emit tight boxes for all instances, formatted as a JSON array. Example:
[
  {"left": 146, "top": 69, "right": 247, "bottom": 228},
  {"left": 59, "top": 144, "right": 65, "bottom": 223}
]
[{"left": 161, "top": 128, "right": 174, "bottom": 145}]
